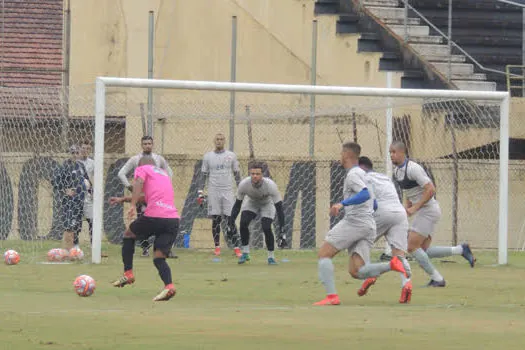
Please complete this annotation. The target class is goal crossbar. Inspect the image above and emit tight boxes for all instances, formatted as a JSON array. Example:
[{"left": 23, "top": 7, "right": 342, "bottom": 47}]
[{"left": 92, "top": 77, "right": 510, "bottom": 264}]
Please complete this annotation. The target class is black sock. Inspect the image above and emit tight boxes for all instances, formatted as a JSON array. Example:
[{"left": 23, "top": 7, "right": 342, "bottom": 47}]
[
  {"left": 153, "top": 257, "right": 172, "bottom": 286},
  {"left": 122, "top": 238, "right": 135, "bottom": 271},
  {"left": 212, "top": 216, "right": 222, "bottom": 247},
  {"left": 261, "top": 218, "right": 275, "bottom": 251},
  {"left": 73, "top": 231, "right": 80, "bottom": 246}
]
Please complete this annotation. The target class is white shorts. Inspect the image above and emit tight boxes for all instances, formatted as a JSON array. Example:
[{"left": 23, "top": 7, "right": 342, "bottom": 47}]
[
  {"left": 374, "top": 209, "right": 408, "bottom": 252},
  {"left": 241, "top": 198, "right": 275, "bottom": 219},
  {"left": 207, "top": 189, "right": 235, "bottom": 216},
  {"left": 410, "top": 203, "right": 441, "bottom": 237},
  {"left": 325, "top": 219, "right": 376, "bottom": 263}
]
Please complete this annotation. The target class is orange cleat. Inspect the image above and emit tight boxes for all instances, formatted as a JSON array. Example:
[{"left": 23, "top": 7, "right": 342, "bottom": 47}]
[
  {"left": 313, "top": 295, "right": 340, "bottom": 306},
  {"left": 214, "top": 246, "right": 221, "bottom": 256},
  {"left": 111, "top": 275, "right": 135, "bottom": 288},
  {"left": 357, "top": 277, "right": 377, "bottom": 297},
  {"left": 399, "top": 281, "right": 412, "bottom": 304},
  {"left": 390, "top": 256, "right": 408, "bottom": 278},
  {"left": 233, "top": 247, "right": 242, "bottom": 258}
]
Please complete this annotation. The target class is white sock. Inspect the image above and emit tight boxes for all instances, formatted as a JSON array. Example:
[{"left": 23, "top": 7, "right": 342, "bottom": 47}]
[
  {"left": 400, "top": 273, "right": 410, "bottom": 287},
  {"left": 430, "top": 270, "right": 444, "bottom": 282},
  {"left": 242, "top": 245, "right": 250, "bottom": 254},
  {"left": 268, "top": 251, "right": 275, "bottom": 259},
  {"left": 451, "top": 245, "right": 463, "bottom": 255}
]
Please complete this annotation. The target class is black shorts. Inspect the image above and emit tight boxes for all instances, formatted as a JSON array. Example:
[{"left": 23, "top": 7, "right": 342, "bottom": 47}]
[
  {"left": 129, "top": 216, "right": 179, "bottom": 254},
  {"left": 63, "top": 197, "right": 84, "bottom": 232}
]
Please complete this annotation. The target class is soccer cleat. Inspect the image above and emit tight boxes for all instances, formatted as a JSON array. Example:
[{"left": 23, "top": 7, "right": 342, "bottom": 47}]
[
  {"left": 238, "top": 253, "right": 251, "bottom": 264},
  {"left": 233, "top": 247, "right": 242, "bottom": 258},
  {"left": 313, "top": 295, "right": 341, "bottom": 306},
  {"left": 357, "top": 277, "right": 377, "bottom": 297},
  {"left": 461, "top": 243, "right": 476, "bottom": 268},
  {"left": 427, "top": 279, "right": 446, "bottom": 287},
  {"left": 390, "top": 255, "right": 409, "bottom": 278},
  {"left": 111, "top": 275, "right": 135, "bottom": 288},
  {"left": 267, "top": 257, "right": 278, "bottom": 265},
  {"left": 379, "top": 253, "right": 392, "bottom": 262},
  {"left": 141, "top": 249, "right": 149, "bottom": 257},
  {"left": 152, "top": 287, "right": 176, "bottom": 301},
  {"left": 214, "top": 246, "right": 221, "bottom": 256},
  {"left": 399, "top": 281, "right": 412, "bottom": 303}
]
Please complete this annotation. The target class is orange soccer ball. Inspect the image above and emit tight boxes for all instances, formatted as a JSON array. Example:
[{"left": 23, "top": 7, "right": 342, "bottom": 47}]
[
  {"left": 47, "top": 248, "right": 69, "bottom": 262},
  {"left": 69, "top": 247, "right": 84, "bottom": 261},
  {"left": 4, "top": 250, "right": 20, "bottom": 265},
  {"left": 73, "top": 275, "right": 96, "bottom": 297}
]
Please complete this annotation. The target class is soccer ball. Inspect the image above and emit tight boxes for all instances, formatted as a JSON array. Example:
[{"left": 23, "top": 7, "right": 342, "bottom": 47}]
[
  {"left": 4, "top": 250, "right": 20, "bottom": 265},
  {"left": 73, "top": 275, "right": 96, "bottom": 297},
  {"left": 69, "top": 247, "right": 84, "bottom": 261},
  {"left": 47, "top": 248, "right": 69, "bottom": 262}
]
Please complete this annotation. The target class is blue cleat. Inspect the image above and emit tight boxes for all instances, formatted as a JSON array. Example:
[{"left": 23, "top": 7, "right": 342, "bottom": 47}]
[
  {"left": 238, "top": 253, "right": 250, "bottom": 264},
  {"left": 427, "top": 279, "right": 446, "bottom": 287},
  {"left": 267, "top": 257, "right": 278, "bottom": 265},
  {"left": 461, "top": 243, "right": 476, "bottom": 268}
]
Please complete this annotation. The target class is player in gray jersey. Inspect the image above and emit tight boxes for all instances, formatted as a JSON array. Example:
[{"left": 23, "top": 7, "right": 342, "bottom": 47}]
[
  {"left": 78, "top": 140, "right": 94, "bottom": 247},
  {"left": 200, "top": 133, "right": 242, "bottom": 258},
  {"left": 390, "top": 141, "right": 475, "bottom": 288},
  {"left": 314, "top": 142, "right": 410, "bottom": 306},
  {"left": 357, "top": 156, "right": 412, "bottom": 303},
  {"left": 229, "top": 161, "right": 285, "bottom": 265},
  {"left": 118, "top": 136, "right": 175, "bottom": 258}
]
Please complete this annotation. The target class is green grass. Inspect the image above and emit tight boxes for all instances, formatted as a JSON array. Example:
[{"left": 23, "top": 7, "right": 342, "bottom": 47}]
[{"left": 1, "top": 245, "right": 525, "bottom": 350}]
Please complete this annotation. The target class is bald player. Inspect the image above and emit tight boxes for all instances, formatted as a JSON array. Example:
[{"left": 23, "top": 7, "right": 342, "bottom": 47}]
[
  {"left": 390, "top": 141, "right": 475, "bottom": 287},
  {"left": 200, "top": 133, "right": 242, "bottom": 258}
]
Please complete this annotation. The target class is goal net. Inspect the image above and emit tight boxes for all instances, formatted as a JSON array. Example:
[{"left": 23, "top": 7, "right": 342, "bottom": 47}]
[{"left": 0, "top": 79, "right": 511, "bottom": 265}]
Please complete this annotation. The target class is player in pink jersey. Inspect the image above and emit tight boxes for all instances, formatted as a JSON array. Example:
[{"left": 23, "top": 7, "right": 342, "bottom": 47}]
[{"left": 111, "top": 156, "right": 180, "bottom": 301}]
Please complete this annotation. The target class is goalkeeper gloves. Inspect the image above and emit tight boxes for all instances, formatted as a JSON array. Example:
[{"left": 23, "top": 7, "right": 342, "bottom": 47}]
[
  {"left": 197, "top": 190, "right": 207, "bottom": 207},
  {"left": 277, "top": 226, "right": 287, "bottom": 249}
]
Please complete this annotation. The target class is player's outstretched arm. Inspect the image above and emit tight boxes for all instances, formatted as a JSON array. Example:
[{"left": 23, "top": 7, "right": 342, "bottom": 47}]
[{"left": 118, "top": 158, "right": 135, "bottom": 191}]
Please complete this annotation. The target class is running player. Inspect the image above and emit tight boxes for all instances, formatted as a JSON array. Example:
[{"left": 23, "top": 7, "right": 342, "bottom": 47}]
[
  {"left": 111, "top": 155, "right": 180, "bottom": 301},
  {"left": 314, "top": 142, "right": 409, "bottom": 306}
]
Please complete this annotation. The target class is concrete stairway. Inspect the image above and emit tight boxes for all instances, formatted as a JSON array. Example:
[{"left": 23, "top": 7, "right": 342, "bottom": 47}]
[{"left": 360, "top": 0, "right": 497, "bottom": 91}]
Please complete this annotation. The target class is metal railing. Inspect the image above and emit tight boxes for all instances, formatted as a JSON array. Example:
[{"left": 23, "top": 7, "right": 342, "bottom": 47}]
[
  {"left": 400, "top": 0, "right": 523, "bottom": 83},
  {"left": 506, "top": 65, "right": 525, "bottom": 95}
]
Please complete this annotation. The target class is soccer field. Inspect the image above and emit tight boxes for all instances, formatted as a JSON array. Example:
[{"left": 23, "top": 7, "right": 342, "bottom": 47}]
[{"left": 1, "top": 246, "right": 525, "bottom": 350}]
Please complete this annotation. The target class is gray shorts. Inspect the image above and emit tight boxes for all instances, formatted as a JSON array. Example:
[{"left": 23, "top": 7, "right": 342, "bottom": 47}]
[
  {"left": 374, "top": 209, "right": 408, "bottom": 252},
  {"left": 83, "top": 197, "right": 93, "bottom": 220},
  {"left": 207, "top": 189, "right": 235, "bottom": 216},
  {"left": 241, "top": 198, "right": 275, "bottom": 219},
  {"left": 325, "top": 219, "right": 376, "bottom": 263},
  {"left": 410, "top": 203, "right": 441, "bottom": 237}
]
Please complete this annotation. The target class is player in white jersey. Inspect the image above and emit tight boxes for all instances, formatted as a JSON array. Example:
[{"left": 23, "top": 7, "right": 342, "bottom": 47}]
[
  {"left": 118, "top": 136, "right": 175, "bottom": 258},
  {"left": 314, "top": 142, "right": 410, "bottom": 306},
  {"left": 390, "top": 141, "right": 475, "bottom": 287},
  {"left": 357, "top": 156, "right": 412, "bottom": 303},
  {"left": 229, "top": 161, "right": 285, "bottom": 265},
  {"left": 78, "top": 140, "right": 94, "bottom": 247},
  {"left": 199, "top": 133, "right": 242, "bottom": 258}
]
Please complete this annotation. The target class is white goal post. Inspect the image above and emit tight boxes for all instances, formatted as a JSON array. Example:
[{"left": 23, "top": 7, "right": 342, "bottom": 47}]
[{"left": 92, "top": 77, "right": 510, "bottom": 265}]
